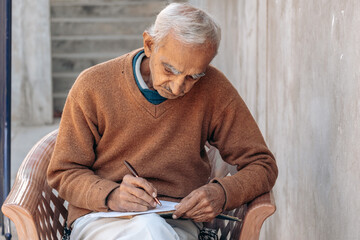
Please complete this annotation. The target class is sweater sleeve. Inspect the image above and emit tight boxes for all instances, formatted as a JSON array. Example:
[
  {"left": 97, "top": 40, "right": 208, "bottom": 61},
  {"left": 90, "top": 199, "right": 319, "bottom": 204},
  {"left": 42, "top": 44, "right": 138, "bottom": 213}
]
[
  {"left": 208, "top": 96, "right": 278, "bottom": 211},
  {"left": 47, "top": 92, "right": 120, "bottom": 212}
]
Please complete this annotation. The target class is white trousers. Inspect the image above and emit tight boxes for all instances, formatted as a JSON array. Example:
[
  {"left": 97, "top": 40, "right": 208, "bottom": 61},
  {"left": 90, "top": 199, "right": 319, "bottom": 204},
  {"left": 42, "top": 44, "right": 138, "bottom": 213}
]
[{"left": 70, "top": 213, "right": 202, "bottom": 240}]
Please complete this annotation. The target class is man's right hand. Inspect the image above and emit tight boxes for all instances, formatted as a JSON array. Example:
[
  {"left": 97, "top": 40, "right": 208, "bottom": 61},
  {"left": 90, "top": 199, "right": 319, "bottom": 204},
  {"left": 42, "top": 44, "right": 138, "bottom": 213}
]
[{"left": 107, "top": 174, "right": 158, "bottom": 212}]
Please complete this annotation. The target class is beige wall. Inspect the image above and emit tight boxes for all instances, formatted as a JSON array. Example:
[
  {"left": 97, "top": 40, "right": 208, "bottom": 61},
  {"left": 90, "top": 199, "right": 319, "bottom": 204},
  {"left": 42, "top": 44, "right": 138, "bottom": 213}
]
[{"left": 190, "top": 0, "right": 360, "bottom": 239}]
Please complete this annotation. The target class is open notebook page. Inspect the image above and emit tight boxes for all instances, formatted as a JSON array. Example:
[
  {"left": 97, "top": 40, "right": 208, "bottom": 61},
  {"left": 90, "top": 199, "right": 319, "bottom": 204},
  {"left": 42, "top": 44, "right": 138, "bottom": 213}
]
[{"left": 86, "top": 200, "right": 177, "bottom": 218}]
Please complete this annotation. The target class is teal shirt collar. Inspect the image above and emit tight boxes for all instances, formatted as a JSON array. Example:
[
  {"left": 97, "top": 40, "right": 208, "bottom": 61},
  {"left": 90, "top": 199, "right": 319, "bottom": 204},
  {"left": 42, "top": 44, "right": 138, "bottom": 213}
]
[{"left": 132, "top": 50, "right": 167, "bottom": 105}]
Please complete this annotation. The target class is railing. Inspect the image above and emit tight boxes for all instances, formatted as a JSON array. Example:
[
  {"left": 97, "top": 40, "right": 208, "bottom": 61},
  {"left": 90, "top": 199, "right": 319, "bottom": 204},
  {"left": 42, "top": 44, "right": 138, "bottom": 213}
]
[{"left": 0, "top": 0, "right": 12, "bottom": 239}]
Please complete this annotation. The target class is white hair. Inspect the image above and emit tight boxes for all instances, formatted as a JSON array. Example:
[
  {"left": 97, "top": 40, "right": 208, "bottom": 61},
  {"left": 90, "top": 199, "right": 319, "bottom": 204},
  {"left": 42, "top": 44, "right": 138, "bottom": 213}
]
[{"left": 147, "top": 3, "right": 221, "bottom": 51}]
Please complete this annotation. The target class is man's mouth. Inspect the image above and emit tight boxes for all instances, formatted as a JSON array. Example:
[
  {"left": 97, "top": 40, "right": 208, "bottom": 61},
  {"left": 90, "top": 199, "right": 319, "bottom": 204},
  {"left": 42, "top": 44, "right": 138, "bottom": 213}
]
[
  {"left": 160, "top": 85, "right": 185, "bottom": 99},
  {"left": 160, "top": 87, "right": 179, "bottom": 99},
  {"left": 163, "top": 85, "right": 172, "bottom": 93}
]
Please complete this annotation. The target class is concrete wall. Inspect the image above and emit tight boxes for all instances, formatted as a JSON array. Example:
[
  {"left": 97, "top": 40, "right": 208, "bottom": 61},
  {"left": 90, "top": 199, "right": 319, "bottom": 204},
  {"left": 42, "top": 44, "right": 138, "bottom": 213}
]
[
  {"left": 190, "top": 1, "right": 360, "bottom": 239},
  {"left": 12, "top": 0, "right": 53, "bottom": 125}
]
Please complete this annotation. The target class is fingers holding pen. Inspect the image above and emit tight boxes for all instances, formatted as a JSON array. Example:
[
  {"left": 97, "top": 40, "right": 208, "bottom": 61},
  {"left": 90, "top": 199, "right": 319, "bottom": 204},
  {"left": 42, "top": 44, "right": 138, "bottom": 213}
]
[
  {"left": 122, "top": 174, "right": 158, "bottom": 205},
  {"left": 123, "top": 174, "right": 158, "bottom": 199},
  {"left": 123, "top": 160, "right": 161, "bottom": 206},
  {"left": 107, "top": 174, "right": 158, "bottom": 212}
]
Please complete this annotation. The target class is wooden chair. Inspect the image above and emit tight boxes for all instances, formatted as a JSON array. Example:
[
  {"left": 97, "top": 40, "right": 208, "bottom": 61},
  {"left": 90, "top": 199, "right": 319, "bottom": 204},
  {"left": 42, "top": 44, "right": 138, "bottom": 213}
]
[{"left": 1, "top": 129, "right": 276, "bottom": 240}]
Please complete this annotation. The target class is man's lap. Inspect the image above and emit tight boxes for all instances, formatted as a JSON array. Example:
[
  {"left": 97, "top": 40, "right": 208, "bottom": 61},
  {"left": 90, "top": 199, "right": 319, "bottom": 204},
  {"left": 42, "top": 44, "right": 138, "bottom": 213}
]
[{"left": 70, "top": 213, "right": 201, "bottom": 240}]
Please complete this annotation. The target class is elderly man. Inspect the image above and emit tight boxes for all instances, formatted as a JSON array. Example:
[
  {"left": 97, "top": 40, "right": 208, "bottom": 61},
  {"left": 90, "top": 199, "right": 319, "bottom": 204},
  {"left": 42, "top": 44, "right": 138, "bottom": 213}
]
[{"left": 47, "top": 3, "right": 278, "bottom": 240}]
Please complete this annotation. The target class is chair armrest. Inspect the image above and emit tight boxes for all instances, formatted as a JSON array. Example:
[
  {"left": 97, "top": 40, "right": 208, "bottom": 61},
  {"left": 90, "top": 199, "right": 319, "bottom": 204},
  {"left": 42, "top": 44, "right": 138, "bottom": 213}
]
[
  {"left": 239, "top": 191, "right": 276, "bottom": 240},
  {"left": 2, "top": 179, "right": 40, "bottom": 239},
  {"left": 1, "top": 129, "right": 59, "bottom": 240}
]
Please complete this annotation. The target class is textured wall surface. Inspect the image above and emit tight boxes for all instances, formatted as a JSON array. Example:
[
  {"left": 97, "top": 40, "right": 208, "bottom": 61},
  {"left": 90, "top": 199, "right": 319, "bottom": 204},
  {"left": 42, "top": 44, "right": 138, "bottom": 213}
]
[
  {"left": 12, "top": 0, "right": 53, "bottom": 125},
  {"left": 190, "top": 1, "right": 360, "bottom": 239}
]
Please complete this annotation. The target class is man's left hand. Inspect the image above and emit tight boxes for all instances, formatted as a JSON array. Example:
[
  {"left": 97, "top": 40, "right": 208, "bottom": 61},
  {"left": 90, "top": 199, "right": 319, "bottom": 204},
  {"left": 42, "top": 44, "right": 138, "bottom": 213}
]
[{"left": 172, "top": 183, "right": 225, "bottom": 222}]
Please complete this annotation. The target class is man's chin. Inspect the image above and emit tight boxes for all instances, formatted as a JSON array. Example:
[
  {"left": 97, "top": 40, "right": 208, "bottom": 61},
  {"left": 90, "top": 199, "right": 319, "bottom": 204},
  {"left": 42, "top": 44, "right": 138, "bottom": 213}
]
[{"left": 160, "top": 93, "right": 178, "bottom": 99}]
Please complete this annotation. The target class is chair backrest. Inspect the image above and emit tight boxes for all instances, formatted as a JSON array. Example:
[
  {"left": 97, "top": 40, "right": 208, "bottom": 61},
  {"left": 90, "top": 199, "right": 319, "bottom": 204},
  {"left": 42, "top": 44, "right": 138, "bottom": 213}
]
[
  {"left": 3, "top": 130, "right": 258, "bottom": 240},
  {"left": 2, "top": 129, "right": 68, "bottom": 240}
]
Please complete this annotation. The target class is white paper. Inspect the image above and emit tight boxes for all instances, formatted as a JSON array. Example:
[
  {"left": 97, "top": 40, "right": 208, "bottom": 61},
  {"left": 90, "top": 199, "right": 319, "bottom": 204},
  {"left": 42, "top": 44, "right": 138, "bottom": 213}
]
[{"left": 87, "top": 200, "right": 177, "bottom": 218}]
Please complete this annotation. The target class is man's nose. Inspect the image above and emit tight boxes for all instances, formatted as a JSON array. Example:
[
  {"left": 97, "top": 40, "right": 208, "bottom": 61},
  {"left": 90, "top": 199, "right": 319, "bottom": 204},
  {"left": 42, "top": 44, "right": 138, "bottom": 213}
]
[{"left": 170, "top": 77, "right": 185, "bottom": 95}]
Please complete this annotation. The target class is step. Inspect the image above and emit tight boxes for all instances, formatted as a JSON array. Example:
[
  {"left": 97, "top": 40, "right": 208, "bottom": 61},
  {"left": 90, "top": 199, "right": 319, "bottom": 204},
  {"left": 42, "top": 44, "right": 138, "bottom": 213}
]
[
  {"left": 52, "top": 52, "right": 124, "bottom": 72},
  {"left": 52, "top": 73, "right": 77, "bottom": 111},
  {"left": 50, "top": 1, "right": 167, "bottom": 18},
  {"left": 51, "top": 17, "right": 154, "bottom": 36},
  {"left": 54, "top": 96, "right": 67, "bottom": 113},
  {"left": 53, "top": 72, "right": 78, "bottom": 93},
  {"left": 53, "top": 91, "right": 69, "bottom": 99},
  {"left": 51, "top": 35, "right": 143, "bottom": 54}
]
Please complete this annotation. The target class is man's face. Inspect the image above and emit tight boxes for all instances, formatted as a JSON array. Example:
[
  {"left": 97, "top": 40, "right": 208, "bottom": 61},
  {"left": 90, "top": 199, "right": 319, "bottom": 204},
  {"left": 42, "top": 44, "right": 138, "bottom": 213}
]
[{"left": 143, "top": 32, "right": 216, "bottom": 99}]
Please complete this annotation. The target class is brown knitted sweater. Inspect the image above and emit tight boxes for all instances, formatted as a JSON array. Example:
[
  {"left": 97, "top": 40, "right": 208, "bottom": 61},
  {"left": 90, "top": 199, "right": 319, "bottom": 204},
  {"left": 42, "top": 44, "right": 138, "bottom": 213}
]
[{"left": 47, "top": 49, "right": 278, "bottom": 225}]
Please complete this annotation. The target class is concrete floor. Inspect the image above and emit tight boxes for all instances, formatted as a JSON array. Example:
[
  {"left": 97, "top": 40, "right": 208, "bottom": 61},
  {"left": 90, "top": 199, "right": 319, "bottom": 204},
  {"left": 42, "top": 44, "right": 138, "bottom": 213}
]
[{"left": 1, "top": 120, "right": 60, "bottom": 240}]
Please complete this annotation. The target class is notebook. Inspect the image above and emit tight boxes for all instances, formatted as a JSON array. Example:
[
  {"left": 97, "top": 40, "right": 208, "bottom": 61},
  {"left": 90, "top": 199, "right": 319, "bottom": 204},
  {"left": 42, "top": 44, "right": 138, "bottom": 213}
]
[{"left": 86, "top": 200, "right": 241, "bottom": 221}]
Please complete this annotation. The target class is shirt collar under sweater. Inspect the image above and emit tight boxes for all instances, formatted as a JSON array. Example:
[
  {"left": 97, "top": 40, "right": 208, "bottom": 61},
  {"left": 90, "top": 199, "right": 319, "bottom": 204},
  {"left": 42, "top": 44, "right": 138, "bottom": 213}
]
[{"left": 132, "top": 50, "right": 167, "bottom": 105}]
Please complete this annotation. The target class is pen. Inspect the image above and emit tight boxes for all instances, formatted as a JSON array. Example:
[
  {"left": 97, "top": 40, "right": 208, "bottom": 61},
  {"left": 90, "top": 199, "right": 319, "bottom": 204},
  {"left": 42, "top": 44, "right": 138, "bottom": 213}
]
[{"left": 123, "top": 160, "right": 162, "bottom": 206}]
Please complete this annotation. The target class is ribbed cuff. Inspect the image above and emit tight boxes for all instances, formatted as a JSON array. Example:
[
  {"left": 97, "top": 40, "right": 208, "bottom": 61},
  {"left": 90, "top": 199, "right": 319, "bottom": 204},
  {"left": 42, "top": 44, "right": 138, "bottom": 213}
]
[
  {"left": 210, "top": 179, "right": 227, "bottom": 212},
  {"left": 105, "top": 185, "right": 120, "bottom": 210},
  {"left": 86, "top": 180, "right": 121, "bottom": 212}
]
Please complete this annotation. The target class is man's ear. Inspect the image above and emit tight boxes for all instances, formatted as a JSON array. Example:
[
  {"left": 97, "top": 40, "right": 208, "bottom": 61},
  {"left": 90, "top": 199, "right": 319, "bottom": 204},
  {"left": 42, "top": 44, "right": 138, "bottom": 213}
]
[{"left": 143, "top": 31, "right": 154, "bottom": 57}]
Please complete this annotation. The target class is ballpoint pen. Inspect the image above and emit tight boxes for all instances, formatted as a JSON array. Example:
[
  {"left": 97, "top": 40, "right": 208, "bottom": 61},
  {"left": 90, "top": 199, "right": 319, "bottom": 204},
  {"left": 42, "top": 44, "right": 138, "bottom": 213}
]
[{"left": 123, "top": 160, "right": 162, "bottom": 206}]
